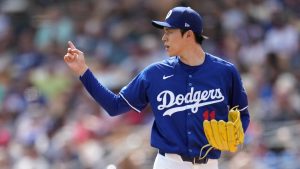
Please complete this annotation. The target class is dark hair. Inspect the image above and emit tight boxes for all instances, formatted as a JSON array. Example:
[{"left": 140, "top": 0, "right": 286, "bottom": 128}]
[{"left": 180, "top": 29, "right": 204, "bottom": 45}]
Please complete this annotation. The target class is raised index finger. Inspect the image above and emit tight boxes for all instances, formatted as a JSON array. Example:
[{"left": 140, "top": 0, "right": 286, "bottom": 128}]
[{"left": 68, "top": 41, "right": 76, "bottom": 49}]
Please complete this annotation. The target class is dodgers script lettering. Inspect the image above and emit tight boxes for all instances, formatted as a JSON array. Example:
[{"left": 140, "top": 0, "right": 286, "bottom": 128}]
[{"left": 157, "top": 87, "right": 224, "bottom": 116}]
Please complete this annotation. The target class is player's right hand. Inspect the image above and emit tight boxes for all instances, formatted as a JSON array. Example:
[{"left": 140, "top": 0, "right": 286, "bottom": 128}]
[{"left": 64, "top": 41, "right": 88, "bottom": 76}]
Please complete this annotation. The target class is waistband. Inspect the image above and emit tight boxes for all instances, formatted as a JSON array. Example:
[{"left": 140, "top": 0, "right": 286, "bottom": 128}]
[{"left": 159, "top": 150, "right": 208, "bottom": 164}]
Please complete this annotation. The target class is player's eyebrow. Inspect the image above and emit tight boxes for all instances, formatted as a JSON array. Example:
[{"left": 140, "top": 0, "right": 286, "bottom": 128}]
[{"left": 164, "top": 27, "right": 174, "bottom": 33}]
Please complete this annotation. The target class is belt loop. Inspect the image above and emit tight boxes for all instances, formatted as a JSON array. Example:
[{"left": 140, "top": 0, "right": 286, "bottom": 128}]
[{"left": 205, "top": 157, "right": 208, "bottom": 163}]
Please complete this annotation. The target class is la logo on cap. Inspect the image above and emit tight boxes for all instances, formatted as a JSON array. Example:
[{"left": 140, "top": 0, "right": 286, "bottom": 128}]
[{"left": 165, "top": 10, "right": 172, "bottom": 19}]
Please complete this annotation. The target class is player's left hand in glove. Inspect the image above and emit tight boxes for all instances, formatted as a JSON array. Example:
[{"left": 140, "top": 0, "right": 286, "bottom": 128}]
[{"left": 202, "top": 106, "right": 244, "bottom": 153}]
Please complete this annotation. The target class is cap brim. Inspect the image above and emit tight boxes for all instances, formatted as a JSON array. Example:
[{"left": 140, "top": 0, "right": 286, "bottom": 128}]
[
  {"left": 152, "top": 20, "right": 173, "bottom": 29},
  {"left": 152, "top": 20, "right": 209, "bottom": 40}
]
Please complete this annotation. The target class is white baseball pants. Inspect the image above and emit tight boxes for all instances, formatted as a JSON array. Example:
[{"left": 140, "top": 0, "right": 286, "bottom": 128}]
[{"left": 153, "top": 153, "right": 218, "bottom": 169}]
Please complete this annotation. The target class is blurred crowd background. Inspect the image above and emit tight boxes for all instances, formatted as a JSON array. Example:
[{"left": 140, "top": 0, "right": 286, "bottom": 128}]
[{"left": 0, "top": 0, "right": 300, "bottom": 169}]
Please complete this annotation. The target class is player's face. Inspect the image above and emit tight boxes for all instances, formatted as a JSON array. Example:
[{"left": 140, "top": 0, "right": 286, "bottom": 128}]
[{"left": 162, "top": 28, "right": 186, "bottom": 56}]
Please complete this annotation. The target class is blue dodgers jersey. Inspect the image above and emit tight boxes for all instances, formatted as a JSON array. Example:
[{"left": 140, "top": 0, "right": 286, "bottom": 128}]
[{"left": 119, "top": 53, "right": 250, "bottom": 159}]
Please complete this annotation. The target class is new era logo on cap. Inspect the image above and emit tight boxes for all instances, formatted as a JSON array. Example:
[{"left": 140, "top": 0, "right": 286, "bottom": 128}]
[{"left": 151, "top": 6, "right": 207, "bottom": 39}]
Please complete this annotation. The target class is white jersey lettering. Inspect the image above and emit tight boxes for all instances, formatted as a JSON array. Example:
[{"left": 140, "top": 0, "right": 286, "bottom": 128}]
[{"left": 156, "top": 87, "right": 224, "bottom": 116}]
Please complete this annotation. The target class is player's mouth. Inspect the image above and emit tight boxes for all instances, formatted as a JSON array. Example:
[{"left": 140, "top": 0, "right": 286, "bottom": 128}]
[{"left": 164, "top": 45, "right": 170, "bottom": 50}]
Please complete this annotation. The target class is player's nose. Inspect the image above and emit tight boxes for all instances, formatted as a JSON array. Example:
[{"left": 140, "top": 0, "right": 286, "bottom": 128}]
[{"left": 162, "top": 33, "right": 167, "bottom": 42}]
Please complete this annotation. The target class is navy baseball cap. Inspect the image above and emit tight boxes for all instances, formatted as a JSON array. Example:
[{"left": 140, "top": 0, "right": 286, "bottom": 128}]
[{"left": 152, "top": 6, "right": 207, "bottom": 39}]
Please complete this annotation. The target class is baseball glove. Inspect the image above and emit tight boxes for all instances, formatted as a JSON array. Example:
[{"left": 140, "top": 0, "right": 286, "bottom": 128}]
[{"left": 203, "top": 106, "right": 244, "bottom": 153}]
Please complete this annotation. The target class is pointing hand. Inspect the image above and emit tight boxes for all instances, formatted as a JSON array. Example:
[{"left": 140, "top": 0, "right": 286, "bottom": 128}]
[{"left": 64, "top": 41, "right": 88, "bottom": 76}]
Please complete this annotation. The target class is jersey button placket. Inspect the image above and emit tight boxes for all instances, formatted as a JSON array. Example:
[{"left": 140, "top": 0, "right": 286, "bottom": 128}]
[
  {"left": 187, "top": 128, "right": 194, "bottom": 155},
  {"left": 187, "top": 76, "right": 192, "bottom": 115},
  {"left": 186, "top": 75, "right": 194, "bottom": 156}
]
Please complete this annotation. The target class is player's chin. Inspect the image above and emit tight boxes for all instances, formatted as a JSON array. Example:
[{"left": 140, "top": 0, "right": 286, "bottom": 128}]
[
  {"left": 167, "top": 54, "right": 177, "bottom": 57},
  {"left": 166, "top": 50, "right": 176, "bottom": 57}
]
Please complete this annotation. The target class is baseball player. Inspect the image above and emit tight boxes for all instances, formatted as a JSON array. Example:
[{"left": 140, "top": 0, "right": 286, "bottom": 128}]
[{"left": 64, "top": 6, "right": 250, "bottom": 169}]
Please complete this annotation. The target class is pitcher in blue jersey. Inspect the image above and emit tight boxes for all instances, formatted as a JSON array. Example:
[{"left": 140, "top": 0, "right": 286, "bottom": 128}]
[{"left": 64, "top": 6, "right": 250, "bottom": 169}]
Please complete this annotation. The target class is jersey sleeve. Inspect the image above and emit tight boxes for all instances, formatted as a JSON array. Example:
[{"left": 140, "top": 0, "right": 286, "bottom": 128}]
[
  {"left": 119, "top": 69, "right": 150, "bottom": 113},
  {"left": 79, "top": 69, "right": 131, "bottom": 116},
  {"left": 229, "top": 66, "right": 250, "bottom": 131}
]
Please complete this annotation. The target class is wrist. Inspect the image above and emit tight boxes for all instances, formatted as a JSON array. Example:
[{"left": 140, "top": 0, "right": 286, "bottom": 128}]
[{"left": 77, "top": 65, "right": 88, "bottom": 77}]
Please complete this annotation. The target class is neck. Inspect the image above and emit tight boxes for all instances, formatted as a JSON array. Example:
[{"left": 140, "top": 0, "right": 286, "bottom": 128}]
[{"left": 179, "top": 44, "right": 205, "bottom": 66}]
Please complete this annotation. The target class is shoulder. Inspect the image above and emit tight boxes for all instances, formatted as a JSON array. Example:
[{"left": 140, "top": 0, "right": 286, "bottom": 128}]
[
  {"left": 134, "top": 57, "right": 178, "bottom": 82},
  {"left": 207, "top": 53, "right": 233, "bottom": 67},
  {"left": 142, "top": 57, "right": 178, "bottom": 73},
  {"left": 207, "top": 53, "right": 239, "bottom": 74}
]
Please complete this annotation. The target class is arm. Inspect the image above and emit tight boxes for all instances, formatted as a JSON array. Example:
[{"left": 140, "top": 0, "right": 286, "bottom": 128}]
[
  {"left": 80, "top": 69, "right": 131, "bottom": 116},
  {"left": 229, "top": 66, "right": 250, "bottom": 132},
  {"left": 240, "top": 107, "right": 250, "bottom": 132},
  {"left": 64, "top": 41, "right": 131, "bottom": 116}
]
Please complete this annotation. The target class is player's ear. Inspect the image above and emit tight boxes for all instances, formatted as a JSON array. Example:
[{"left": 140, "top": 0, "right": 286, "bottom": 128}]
[
  {"left": 180, "top": 29, "right": 194, "bottom": 40},
  {"left": 184, "top": 30, "right": 194, "bottom": 39}
]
